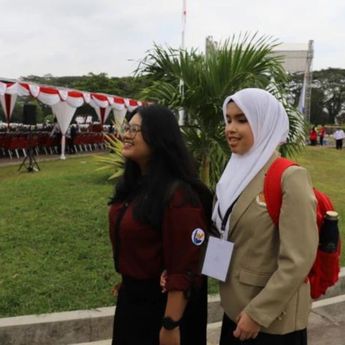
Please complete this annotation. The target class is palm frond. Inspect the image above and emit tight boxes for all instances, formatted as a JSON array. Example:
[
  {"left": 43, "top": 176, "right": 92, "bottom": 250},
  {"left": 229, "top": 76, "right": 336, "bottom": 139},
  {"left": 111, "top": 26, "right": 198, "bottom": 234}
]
[
  {"left": 137, "top": 33, "right": 305, "bottom": 189},
  {"left": 94, "top": 134, "right": 124, "bottom": 180}
]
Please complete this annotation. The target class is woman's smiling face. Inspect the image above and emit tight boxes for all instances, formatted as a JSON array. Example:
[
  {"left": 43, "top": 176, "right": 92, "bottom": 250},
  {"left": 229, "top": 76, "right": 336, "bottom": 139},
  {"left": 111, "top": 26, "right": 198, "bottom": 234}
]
[
  {"left": 122, "top": 113, "right": 152, "bottom": 172},
  {"left": 224, "top": 101, "right": 254, "bottom": 155}
]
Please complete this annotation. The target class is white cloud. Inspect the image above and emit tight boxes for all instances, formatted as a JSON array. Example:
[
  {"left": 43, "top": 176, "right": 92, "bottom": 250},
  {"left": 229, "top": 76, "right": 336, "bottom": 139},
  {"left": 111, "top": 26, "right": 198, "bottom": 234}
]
[{"left": 0, "top": 0, "right": 344, "bottom": 78}]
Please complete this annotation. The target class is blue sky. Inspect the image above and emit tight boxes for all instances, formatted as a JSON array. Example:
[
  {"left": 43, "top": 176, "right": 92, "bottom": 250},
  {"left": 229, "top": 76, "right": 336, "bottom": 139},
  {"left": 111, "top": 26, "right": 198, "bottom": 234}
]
[{"left": 0, "top": 0, "right": 344, "bottom": 78}]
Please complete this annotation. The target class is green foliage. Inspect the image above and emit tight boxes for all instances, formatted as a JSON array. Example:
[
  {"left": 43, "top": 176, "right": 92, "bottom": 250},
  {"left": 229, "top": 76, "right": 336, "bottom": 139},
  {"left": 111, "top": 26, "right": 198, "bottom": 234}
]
[
  {"left": 137, "top": 33, "right": 305, "bottom": 188},
  {"left": 294, "top": 147, "right": 345, "bottom": 268},
  {"left": 0, "top": 156, "right": 117, "bottom": 317},
  {"left": 313, "top": 68, "right": 345, "bottom": 124},
  {"left": 336, "top": 112, "right": 345, "bottom": 124},
  {"left": 310, "top": 87, "right": 329, "bottom": 125},
  {"left": 95, "top": 134, "right": 124, "bottom": 180},
  {"left": 44, "top": 114, "right": 55, "bottom": 124},
  {"left": 23, "top": 73, "right": 151, "bottom": 100},
  {"left": 290, "top": 68, "right": 345, "bottom": 125}
]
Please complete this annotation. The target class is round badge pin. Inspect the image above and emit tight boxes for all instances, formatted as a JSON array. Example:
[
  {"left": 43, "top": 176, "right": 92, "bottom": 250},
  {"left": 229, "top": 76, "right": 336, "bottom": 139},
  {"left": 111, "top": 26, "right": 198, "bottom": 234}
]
[{"left": 191, "top": 228, "right": 205, "bottom": 246}]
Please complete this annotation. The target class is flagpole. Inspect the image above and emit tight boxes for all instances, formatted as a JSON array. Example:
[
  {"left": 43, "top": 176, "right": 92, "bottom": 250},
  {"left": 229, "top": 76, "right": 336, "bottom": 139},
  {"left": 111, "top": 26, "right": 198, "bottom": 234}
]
[
  {"left": 181, "top": 0, "right": 186, "bottom": 50},
  {"left": 179, "top": 0, "right": 186, "bottom": 126}
]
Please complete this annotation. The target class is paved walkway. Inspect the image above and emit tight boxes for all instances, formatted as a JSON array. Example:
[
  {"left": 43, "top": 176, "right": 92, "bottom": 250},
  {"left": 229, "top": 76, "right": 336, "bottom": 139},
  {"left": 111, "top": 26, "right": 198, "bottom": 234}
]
[
  {"left": 69, "top": 323, "right": 222, "bottom": 345},
  {"left": 70, "top": 313, "right": 345, "bottom": 345},
  {"left": 1, "top": 273, "right": 344, "bottom": 345},
  {"left": 70, "top": 319, "right": 345, "bottom": 345}
]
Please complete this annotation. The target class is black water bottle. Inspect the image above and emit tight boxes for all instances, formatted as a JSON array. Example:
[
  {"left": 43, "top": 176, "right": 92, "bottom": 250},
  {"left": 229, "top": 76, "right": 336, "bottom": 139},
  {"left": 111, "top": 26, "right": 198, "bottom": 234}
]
[{"left": 319, "top": 211, "right": 339, "bottom": 253}]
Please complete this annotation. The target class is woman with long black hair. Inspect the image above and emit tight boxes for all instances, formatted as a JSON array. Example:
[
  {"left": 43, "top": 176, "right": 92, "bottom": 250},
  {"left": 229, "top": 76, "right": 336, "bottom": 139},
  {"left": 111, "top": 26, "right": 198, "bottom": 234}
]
[{"left": 108, "top": 104, "right": 212, "bottom": 345}]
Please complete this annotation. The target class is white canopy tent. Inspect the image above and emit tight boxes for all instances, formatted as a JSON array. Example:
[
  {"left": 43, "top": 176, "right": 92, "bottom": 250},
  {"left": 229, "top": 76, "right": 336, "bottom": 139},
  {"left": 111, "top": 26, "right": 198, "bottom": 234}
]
[{"left": 0, "top": 79, "right": 142, "bottom": 159}]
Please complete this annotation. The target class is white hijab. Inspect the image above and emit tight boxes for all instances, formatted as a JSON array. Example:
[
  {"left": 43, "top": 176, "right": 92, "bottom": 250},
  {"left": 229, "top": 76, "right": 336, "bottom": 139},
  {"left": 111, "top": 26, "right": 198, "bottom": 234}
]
[{"left": 212, "top": 88, "right": 289, "bottom": 232}]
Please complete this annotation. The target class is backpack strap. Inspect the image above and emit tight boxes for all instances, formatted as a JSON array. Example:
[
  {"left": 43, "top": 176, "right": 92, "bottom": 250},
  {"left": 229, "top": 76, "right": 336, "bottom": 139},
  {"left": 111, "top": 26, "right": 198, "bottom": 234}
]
[{"left": 264, "top": 157, "right": 298, "bottom": 226}]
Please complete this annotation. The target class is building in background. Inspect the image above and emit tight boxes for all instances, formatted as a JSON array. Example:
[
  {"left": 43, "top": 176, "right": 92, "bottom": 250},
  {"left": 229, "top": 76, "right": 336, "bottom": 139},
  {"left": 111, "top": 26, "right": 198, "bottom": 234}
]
[
  {"left": 272, "top": 40, "right": 314, "bottom": 122},
  {"left": 205, "top": 37, "right": 314, "bottom": 122}
]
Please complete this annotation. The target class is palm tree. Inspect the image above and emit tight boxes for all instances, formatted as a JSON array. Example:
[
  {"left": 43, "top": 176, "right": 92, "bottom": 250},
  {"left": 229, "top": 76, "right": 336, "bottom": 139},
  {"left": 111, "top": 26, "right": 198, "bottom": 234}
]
[{"left": 137, "top": 33, "right": 305, "bottom": 188}]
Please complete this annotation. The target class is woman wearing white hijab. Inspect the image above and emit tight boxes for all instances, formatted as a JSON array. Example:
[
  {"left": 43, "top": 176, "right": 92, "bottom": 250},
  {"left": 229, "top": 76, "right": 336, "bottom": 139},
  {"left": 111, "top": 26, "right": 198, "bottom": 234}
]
[{"left": 214, "top": 88, "right": 318, "bottom": 345}]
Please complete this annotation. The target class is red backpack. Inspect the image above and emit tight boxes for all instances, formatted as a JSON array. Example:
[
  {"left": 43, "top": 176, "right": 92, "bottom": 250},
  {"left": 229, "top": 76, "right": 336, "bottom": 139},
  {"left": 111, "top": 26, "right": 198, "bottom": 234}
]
[{"left": 264, "top": 157, "right": 341, "bottom": 299}]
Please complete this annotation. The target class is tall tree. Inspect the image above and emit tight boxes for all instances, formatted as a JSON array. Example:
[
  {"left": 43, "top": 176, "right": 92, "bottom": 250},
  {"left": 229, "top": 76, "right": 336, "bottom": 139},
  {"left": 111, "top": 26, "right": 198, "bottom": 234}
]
[
  {"left": 302, "top": 68, "right": 345, "bottom": 124},
  {"left": 310, "top": 87, "right": 328, "bottom": 125}
]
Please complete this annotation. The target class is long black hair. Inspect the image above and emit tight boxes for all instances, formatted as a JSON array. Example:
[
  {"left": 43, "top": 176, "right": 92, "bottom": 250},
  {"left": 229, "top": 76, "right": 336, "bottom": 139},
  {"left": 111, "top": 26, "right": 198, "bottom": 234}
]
[{"left": 111, "top": 104, "right": 212, "bottom": 230}]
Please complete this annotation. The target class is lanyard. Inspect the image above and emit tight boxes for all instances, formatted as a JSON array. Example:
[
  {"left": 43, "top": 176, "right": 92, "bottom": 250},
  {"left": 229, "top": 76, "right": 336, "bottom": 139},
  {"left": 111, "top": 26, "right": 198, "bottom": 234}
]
[{"left": 218, "top": 198, "right": 238, "bottom": 239}]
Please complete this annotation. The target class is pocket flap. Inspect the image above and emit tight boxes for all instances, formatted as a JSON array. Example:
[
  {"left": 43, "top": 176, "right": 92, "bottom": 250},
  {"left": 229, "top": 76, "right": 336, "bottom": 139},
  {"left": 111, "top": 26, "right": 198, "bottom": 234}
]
[{"left": 239, "top": 269, "right": 272, "bottom": 287}]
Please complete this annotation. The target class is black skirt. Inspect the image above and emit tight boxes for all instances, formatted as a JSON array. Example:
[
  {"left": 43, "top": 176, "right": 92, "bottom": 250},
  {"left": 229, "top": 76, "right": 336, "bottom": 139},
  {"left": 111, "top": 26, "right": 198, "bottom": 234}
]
[
  {"left": 112, "top": 275, "right": 207, "bottom": 345},
  {"left": 219, "top": 313, "right": 307, "bottom": 345}
]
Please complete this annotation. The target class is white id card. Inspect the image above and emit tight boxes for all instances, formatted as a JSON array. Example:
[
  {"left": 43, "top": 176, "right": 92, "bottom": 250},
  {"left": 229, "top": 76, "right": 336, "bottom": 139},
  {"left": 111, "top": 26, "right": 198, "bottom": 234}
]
[{"left": 201, "top": 236, "right": 234, "bottom": 282}]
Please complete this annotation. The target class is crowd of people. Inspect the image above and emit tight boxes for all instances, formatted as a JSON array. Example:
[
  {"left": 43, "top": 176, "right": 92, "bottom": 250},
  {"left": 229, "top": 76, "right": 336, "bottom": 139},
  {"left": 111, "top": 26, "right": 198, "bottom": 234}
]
[
  {"left": 309, "top": 125, "right": 327, "bottom": 146},
  {"left": 309, "top": 125, "right": 345, "bottom": 149},
  {"left": 108, "top": 89, "right": 320, "bottom": 345}
]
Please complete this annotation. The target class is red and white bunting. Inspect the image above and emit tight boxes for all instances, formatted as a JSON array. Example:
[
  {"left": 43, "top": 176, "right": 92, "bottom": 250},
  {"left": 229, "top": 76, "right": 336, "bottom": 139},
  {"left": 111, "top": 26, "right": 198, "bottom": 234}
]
[
  {"left": 112, "top": 96, "right": 125, "bottom": 110},
  {"left": 0, "top": 82, "right": 8, "bottom": 95},
  {"left": 0, "top": 93, "right": 17, "bottom": 123},
  {"left": 3, "top": 82, "right": 20, "bottom": 95},
  {"left": 37, "top": 86, "right": 61, "bottom": 106},
  {"left": 0, "top": 78, "right": 144, "bottom": 129},
  {"left": 58, "top": 89, "right": 68, "bottom": 101},
  {"left": 19, "top": 82, "right": 40, "bottom": 97},
  {"left": 90, "top": 93, "right": 110, "bottom": 108},
  {"left": 110, "top": 96, "right": 126, "bottom": 124},
  {"left": 82, "top": 92, "right": 91, "bottom": 103},
  {"left": 66, "top": 91, "right": 86, "bottom": 108},
  {"left": 125, "top": 98, "right": 140, "bottom": 112}
]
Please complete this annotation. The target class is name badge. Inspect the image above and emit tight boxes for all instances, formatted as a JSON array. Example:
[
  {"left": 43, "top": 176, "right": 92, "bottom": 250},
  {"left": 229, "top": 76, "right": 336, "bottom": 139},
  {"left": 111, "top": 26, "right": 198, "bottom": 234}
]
[{"left": 201, "top": 236, "right": 234, "bottom": 282}]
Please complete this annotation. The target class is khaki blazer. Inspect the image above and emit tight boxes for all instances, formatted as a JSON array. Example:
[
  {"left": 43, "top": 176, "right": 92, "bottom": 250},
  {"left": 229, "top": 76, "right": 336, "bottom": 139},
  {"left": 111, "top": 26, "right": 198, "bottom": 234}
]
[{"left": 220, "top": 152, "right": 318, "bottom": 334}]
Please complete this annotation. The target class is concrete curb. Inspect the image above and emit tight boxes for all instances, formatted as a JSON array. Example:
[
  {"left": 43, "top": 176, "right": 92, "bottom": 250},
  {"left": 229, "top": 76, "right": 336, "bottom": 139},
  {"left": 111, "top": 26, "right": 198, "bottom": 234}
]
[
  {"left": 0, "top": 307, "right": 114, "bottom": 345},
  {"left": 1, "top": 268, "right": 344, "bottom": 345}
]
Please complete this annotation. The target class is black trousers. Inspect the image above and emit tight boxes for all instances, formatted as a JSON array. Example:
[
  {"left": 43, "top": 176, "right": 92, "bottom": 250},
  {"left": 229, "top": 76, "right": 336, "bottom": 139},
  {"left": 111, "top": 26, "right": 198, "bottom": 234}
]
[
  {"left": 219, "top": 313, "right": 307, "bottom": 345},
  {"left": 336, "top": 139, "right": 343, "bottom": 150},
  {"left": 112, "top": 276, "right": 207, "bottom": 345}
]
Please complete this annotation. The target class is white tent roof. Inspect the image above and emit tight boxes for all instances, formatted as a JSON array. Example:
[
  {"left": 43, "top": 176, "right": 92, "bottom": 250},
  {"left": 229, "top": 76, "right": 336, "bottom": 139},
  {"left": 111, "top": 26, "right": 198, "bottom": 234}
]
[{"left": 0, "top": 78, "right": 142, "bottom": 159}]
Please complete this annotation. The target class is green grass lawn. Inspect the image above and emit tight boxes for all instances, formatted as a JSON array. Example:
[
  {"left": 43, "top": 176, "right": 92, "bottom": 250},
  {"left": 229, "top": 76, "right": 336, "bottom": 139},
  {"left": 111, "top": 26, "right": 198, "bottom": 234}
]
[
  {"left": 294, "top": 146, "right": 345, "bottom": 261},
  {"left": 0, "top": 146, "right": 344, "bottom": 316},
  {"left": 0, "top": 155, "right": 117, "bottom": 317}
]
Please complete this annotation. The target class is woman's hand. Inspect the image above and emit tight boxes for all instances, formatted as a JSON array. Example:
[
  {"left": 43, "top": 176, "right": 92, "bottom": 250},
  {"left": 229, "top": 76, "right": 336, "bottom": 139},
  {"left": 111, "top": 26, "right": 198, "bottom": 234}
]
[
  {"left": 160, "top": 270, "right": 167, "bottom": 293},
  {"left": 159, "top": 327, "right": 180, "bottom": 345},
  {"left": 233, "top": 311, "right": 260, "bottom": 341},
  {"left": 160, "top": 291, "right": 186, "bottom": 344}
]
